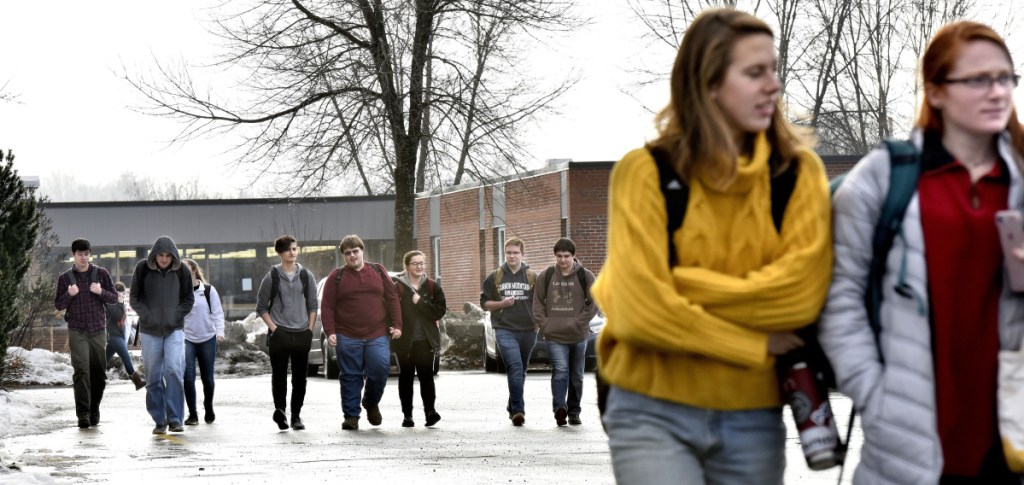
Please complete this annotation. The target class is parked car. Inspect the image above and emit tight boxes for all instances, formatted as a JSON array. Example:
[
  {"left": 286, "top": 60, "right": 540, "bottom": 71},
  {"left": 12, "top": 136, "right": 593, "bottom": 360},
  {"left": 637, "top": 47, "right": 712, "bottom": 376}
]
[
  {"left": 483, "top": 310, "right": 605, "bottom": 373},
  {"left": 308, "top": 276, "right": 441, "bottom": 379}
]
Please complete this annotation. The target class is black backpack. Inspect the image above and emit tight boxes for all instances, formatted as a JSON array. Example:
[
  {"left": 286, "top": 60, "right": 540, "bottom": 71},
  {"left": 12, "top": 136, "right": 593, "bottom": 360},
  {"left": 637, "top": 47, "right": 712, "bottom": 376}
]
[
  {"left": 63, "top": 266, "right": 100, "bottom": 322},
  {"left": 540, "top": 264, "right": 591, "bottom": 307},
  {"left": 200, "top": 283, "right": 213, "bottom": 314},
  {"left": 268, "top": 267, "right": 315, "bottom": 312}
]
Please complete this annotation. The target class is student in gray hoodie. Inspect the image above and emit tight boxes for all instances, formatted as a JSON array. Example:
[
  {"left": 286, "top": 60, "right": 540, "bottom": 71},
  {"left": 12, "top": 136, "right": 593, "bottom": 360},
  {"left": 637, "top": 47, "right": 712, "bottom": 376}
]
[
  {"left": 255, "top": 235, "right": 318, "bottom": 431},
  {"left": 130, "top": 235, "right": 194, "bottom": 435},
  {"left": 533, "top": 238, "right": 598, "bottom": 427}
]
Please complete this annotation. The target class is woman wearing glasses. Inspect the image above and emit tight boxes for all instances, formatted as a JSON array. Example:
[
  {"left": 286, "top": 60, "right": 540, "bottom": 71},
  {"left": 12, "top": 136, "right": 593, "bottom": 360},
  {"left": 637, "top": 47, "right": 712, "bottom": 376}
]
[
  {"left": 392, "top": 250, "right": 447, "bottom": 427},
  {"left": 820, "top": 21, "right": 1024, "bottom": 483}
]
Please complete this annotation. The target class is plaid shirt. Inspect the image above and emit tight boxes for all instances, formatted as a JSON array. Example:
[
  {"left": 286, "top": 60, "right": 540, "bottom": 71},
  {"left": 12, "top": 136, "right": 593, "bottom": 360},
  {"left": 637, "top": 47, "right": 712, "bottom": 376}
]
[{"left": 54, "top": 264, "right": 117, "bottom": 334}]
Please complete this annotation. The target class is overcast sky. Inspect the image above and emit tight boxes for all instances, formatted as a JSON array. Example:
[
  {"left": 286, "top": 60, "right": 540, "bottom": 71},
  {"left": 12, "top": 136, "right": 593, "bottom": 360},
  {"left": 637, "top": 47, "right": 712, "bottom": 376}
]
[
  {"left": 2, "top": 2, "right": 1023, "bottom": 199},
  {"left": 0, "top": 1, "right": 667, "bottom": 198}
]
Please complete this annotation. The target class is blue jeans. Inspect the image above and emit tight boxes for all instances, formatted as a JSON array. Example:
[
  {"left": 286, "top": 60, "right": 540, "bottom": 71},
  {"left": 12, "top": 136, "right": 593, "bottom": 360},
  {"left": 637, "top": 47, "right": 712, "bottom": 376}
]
[
  {"left": 106, "top": 334, "right": 135, "bottom": 375},
  {"left": 547, "top": 339, "right": 586, "bottom": 415},
  {"left": 494, "top": 328, "right": 537, "bottom": 415},
  {"left": 184, "top": 337, "right": 217, "bottom": 416},
  {"left": 603, "top": 386, "right": 786, "bottom": 485},
  {"left": 140, "top": 330, "right": 185, "bottom": 426},
  {"left": 336, "top": 335, "right": 390, "bottom": 418}
]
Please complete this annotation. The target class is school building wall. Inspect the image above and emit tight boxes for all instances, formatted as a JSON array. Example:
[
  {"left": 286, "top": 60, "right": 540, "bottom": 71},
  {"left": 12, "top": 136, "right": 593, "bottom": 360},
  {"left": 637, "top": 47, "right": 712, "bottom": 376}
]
[{"left": 416, "top": 156, "right": 856, "bottom": 313}]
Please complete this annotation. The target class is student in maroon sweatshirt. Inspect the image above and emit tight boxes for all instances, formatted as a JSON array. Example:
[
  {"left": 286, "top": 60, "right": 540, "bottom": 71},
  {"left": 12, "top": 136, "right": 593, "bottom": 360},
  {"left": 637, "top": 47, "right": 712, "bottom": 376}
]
[{"left": 321, "top": 235, "right": 402, "bottom": 431}]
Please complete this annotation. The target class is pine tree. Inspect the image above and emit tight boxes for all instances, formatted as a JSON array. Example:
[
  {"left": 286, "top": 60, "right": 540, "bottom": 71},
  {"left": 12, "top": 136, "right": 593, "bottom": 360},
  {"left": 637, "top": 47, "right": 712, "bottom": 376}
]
[{"left": 0, "top": 149, "right": 43, "bottom": 385}]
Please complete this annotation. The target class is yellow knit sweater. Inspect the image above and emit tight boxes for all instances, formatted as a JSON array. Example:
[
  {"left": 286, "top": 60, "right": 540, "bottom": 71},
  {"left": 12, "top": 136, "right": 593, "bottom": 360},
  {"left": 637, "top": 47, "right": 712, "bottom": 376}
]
[{"left": 592, "top": 133, "right": 832, "bottom": 410}]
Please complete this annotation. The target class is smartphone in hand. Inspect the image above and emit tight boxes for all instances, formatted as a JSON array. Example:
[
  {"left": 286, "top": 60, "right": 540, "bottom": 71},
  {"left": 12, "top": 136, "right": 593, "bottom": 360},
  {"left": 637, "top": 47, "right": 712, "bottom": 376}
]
[{"left": 995, "top": 209, "right": 1024, "bottom": 292}]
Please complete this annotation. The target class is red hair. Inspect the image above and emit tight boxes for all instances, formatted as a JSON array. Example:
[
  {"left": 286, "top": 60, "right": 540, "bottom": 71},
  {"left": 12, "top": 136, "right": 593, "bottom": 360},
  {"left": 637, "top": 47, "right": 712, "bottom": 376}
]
[{"left": 917, "top": 21, "right": 1024, "bottom": 161}]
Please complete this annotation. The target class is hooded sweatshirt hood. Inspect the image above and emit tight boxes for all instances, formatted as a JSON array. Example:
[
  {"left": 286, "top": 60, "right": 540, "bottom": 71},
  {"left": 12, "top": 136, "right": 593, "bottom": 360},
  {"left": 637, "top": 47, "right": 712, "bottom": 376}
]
[{"left": 147, "top": 236, "right": 182, "bottom": 271}]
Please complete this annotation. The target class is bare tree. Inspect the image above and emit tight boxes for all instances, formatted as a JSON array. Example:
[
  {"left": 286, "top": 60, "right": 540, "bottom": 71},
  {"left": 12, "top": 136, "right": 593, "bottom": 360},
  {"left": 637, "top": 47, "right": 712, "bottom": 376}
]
[
  {"left": 123, "top": 0, "right": 580, "bottom": 267},
  {"left": 0, "top": 80, "right": 18, "bottom": 104},
  {"left": 40, "top": 171, "right": 218, "bottom": 202},
  {"left": 626, "top": 0, "right": 1018, "bottom": 155}
]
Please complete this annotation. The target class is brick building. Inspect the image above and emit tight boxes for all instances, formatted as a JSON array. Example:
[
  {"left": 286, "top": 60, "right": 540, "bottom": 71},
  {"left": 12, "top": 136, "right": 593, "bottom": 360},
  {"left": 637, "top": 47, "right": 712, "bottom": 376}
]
[{"left": 416, "top": 156, "right": 859, "bottom": 313}]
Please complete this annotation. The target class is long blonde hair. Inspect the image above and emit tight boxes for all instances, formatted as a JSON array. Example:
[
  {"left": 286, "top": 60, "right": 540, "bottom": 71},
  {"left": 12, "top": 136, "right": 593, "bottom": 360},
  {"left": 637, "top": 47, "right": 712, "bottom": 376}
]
[
  {"left": 183, "top": 258, "right": 206, "bottom": 283},
  {"left": 649, "top": 8, "right": 807, "bottom": 185}
]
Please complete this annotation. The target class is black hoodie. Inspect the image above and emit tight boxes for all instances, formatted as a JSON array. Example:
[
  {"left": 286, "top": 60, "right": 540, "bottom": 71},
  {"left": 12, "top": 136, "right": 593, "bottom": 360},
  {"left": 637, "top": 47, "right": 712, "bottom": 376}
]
[{"left": 129, "top": 236, "right": 195, "bottom": 337}]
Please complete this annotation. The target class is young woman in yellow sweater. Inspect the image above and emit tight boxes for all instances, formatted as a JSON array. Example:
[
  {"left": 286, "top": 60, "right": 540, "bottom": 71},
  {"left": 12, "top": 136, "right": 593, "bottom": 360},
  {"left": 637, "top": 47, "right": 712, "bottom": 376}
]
[{"left": 591, "top": 8, "right": 832, "bottom": 484}]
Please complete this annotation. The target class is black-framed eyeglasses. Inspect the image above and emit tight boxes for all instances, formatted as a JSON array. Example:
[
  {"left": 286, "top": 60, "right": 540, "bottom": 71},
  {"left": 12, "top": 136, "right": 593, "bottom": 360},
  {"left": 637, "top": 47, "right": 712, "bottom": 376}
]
[
  {"left": 940, "top": 73, "right": 1020, "bottom": 89},
  {"left": 409, "top": 262, "right": 426, "bottom": 267}
]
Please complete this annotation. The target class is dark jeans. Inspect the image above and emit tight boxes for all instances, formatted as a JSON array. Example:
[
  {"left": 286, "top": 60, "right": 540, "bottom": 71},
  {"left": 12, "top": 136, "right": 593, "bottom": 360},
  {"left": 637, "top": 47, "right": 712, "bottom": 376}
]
[
  {"left": 268, "top": 328, "right": 312, "bottom": 416},
  {"left": 337, "top": 335, "right": 390, "bottom": 418},
  {"left": 106, "top": 334, "right": 135, "bottom": 375},
  {"left": 397, "top": 339, "right": 436, "bottom": 417},
  {"left": 494, "top": 328, "right": 537, "bottom": 415},
  {"left": 185, "top": 337, "right": 217, "bottom": 416},
  {"left": 69, "top": 329, "right": 107, "bottom": 419},
  {"left": 547, "top": 339, "right": 587, "bottom": 415}
]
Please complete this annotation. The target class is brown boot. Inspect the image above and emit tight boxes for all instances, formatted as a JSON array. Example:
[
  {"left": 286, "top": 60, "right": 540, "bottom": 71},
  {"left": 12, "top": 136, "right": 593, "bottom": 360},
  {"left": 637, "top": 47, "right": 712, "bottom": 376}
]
[{"left": 130, "top": 371, "right": 145, "bottom": 390}]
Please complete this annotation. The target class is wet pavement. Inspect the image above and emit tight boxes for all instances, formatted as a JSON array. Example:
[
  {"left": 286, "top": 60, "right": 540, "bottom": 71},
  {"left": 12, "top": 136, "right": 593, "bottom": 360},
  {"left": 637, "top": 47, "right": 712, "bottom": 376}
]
[{"left": 3, "top": 371, "right": 860, "bottom": 484}]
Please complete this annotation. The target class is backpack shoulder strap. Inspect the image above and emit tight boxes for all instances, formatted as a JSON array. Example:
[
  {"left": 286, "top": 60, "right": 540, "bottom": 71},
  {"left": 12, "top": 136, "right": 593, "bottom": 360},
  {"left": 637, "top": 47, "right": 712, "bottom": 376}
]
[
  {"left": 866, "top": 139, "right": 921, "bottom": 364},
  {"left": 769, "top": 158, "right": 798, "bottom": 233},
  {"left": 90, "top": 266, "right": 99, "bottom": 284},
  {"left": 493, "top": 267, "right": 504, "bottom": 296},
  {"left": 539, "top": 266, "right": 555, "bottom": 304},
  {"left": 268, "top": 267, "right": 280, "bottom": 311},
  {"left": 576, "top": 266, "right": 591, "bottom": 306},
  {"left": 650, "top": 146, "right": 690, "bottom": 267},
  {"left": 527, "top": 269, "right": 536, "bottom": 291},
  {"left": 203, "top": 284, "right": 212, "bottom": 314},
  {"left": 394, "top": 277, "right": 405, "bottom": 298},
  {"left": 299, "top": 268, "right": 312, "bottom": 308}
]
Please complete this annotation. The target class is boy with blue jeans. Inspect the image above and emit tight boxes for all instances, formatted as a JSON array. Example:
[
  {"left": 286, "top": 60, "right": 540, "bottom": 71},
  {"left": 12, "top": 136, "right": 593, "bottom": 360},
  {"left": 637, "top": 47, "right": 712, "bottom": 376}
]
[
  {"left": 320, "top": 235, "right": 402, "bottom": 430},
  {"left": 130, "top": 236, "right": 194, "bottom": 435},
  {"left": 481, "top": 237, "right": 537, "bottom": 426},
  {"left": 533, "top": 238, "right": 597, "bottom": 426}
]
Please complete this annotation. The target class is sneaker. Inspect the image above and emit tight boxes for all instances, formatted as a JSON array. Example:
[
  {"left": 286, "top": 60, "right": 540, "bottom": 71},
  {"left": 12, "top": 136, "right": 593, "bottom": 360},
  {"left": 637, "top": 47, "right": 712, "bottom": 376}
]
[
  {"left": 511, "top": 412, "right": 525, "bottom": 427},
  {"left": 402, "top": 417, "right": 415, "bottom": 428},
  {"left": 185, "top": 414, "right": 199, "bottom": 426},
  {"left": 89, "top": 411, "right": 100, "bottom": 427},
  {"left": 204, "top": 409, "right": 216, "bottom": 424},
  {"left": 273, "top": 408, "right": 289, "bottom": 430},
  {"left": 168, "top": 422, "right": 184, "bottom": 433},
  {"left": 291, "top": 415, "right": 305, "bottom": 431},
  {"left": 152, "top": 424, "right": 167, "bottom": 435},
  {"left": 555, "top": 407, "right": 568, "bottom": 427},
  {"left": 366, "top": 405, "right": 383, "bottom": 426},
  {"left": 77, "top": 417, "right": 91, "bottom": 429},
  {"left": 425, "top": 410, "right": 441, "bottom": 427},
  {"left": 568, "top": 414, "right": 582, "bottom": 426},
  {"left": 342, "top": 416, "right": 359, "bottom": 430}
]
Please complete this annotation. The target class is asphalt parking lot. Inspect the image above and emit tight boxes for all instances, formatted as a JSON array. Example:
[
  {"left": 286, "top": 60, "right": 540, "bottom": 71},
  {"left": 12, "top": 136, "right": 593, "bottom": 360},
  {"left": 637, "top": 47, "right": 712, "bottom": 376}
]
[{"left": 2, "top": 370, "right": 859, "bottom": 484}]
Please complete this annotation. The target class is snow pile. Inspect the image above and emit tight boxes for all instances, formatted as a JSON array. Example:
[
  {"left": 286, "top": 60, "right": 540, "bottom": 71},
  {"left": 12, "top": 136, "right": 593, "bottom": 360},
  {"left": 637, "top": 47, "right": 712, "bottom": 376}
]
[
  {"left": 5, "top": 348, "right": 72, "bottom": 386},
  {"left": 0, "top": 390, "right": 48, "bottom": 439},
  {"left": 216, "top": 314, "right": 271, "bottom": 376},
  {"left": 0, "top": 391, "right": 61, "bottom": 483}
]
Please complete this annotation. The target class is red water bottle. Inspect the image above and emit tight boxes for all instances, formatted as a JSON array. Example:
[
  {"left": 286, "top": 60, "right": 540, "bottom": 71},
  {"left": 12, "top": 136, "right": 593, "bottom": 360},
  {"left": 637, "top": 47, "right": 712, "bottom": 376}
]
[{"left": 782, "top": 361, "right": 844, "bottom": 470}]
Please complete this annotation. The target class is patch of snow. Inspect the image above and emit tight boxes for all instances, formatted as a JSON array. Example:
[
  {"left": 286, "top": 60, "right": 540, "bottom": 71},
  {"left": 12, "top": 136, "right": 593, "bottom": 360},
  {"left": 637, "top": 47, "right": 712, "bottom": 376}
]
[
  {"left": 5, "top": 348, "right": 72, "bottom": 386},
  {"left": 0, "top": 390, "right": 47, "bottom": 440}
]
